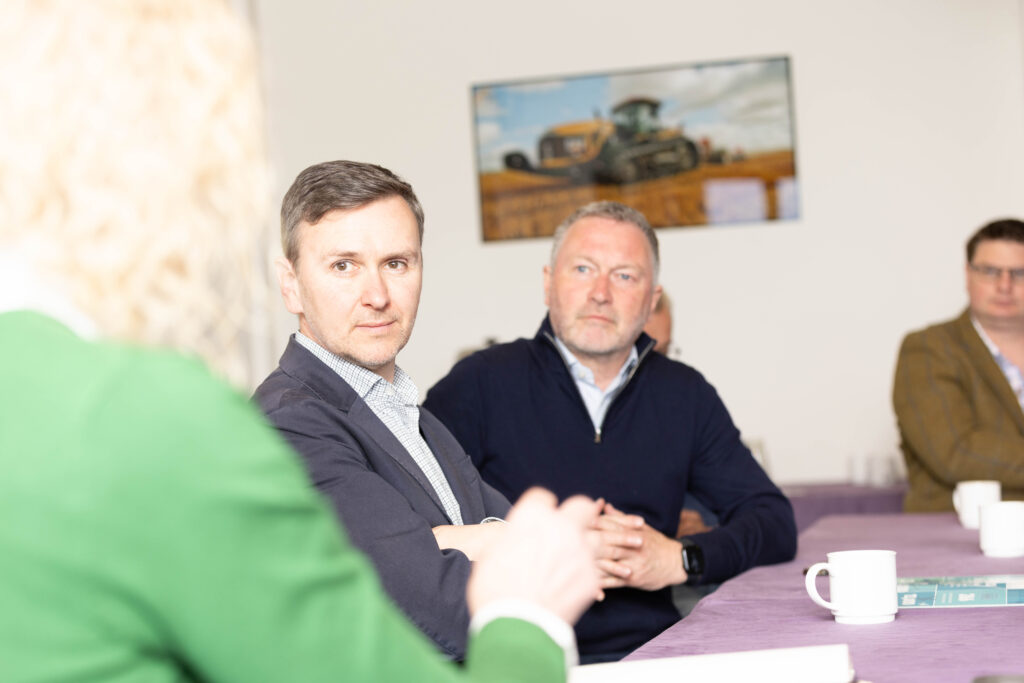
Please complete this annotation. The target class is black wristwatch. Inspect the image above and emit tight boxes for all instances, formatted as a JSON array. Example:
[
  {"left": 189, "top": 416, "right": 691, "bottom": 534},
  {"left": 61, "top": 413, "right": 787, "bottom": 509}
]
[{"left": 680, "top": 539, "right": 705, "bottom": 584}]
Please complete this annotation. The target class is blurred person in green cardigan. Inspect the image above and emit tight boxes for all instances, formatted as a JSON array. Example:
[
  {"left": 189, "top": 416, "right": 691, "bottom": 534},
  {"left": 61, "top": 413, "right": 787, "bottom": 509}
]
[
  {"left": 0, "top": 2, "right": 599, "bottom": 682},
  {"left": 894, "top": 218, "right": 1024, "bottom": 512}
]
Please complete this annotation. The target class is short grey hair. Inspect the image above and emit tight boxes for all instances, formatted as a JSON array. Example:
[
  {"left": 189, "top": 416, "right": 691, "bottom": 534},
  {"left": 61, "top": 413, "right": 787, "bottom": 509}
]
[{"left": 549, "top": 201, "right": 660, "bottom": 282}]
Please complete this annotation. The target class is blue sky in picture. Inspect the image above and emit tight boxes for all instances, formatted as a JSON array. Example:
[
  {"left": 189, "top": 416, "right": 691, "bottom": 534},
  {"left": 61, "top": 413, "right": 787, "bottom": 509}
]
[{"left": 473, "top": 57, "right": 795, "bottom": 173}]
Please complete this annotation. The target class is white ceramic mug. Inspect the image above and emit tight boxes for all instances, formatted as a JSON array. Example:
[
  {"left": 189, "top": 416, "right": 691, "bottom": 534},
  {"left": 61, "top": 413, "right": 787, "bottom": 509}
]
[
  {"left": 953, "top": 480, "right": 1001, "bottom": 529},
  {"left": 980, "top": 501, "right": 1024, "bottom": 558},
  {"left": 804, "top": 549, "right": 898, "bottom": 624}
]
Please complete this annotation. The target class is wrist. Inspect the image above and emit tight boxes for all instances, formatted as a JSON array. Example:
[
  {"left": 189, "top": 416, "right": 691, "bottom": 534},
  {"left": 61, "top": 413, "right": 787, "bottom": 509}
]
[{"left": 670, "top": 538, "right": 688, "bottom": 585}]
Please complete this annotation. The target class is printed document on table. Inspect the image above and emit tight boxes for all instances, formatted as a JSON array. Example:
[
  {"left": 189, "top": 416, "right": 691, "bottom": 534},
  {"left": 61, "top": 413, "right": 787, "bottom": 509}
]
[{"left": 898, "top": 575, "right": 1024, "bottom": 608}]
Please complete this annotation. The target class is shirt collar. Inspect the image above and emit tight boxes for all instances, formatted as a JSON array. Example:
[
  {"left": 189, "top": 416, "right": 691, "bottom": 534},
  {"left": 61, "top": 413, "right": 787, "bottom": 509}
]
[
  {"left": 294, "top": 331, "right": 418, "bottom": 404},
  {"left": 552, "top": 335, "right": 638, "bottom": 387},
  {"left": 971, "top": 314, "right": 1005, "bottom": 360}
]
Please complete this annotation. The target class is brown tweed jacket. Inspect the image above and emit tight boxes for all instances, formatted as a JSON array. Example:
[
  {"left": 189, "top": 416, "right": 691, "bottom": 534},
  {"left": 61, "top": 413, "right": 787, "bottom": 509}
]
[{"left": 893, "top": 309, "right": 1024, "bottom": 512}]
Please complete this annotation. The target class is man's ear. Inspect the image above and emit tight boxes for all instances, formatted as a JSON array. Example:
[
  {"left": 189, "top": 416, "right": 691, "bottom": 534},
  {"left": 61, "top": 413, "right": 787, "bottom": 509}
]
[
  {"left": 276, "top": 256, "right": 303, "bottom": 315},
  {"left": 650, "top": 284, "right": 663, "bottom": 316},
  {"left": 543, "top": 264, "right": 552, "bottom": 308}
]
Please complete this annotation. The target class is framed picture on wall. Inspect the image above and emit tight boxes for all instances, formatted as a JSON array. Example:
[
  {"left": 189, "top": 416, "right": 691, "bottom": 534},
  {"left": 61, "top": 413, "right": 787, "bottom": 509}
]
[{"left": 471, "top": 55, "right": 799, "bottom": 241}]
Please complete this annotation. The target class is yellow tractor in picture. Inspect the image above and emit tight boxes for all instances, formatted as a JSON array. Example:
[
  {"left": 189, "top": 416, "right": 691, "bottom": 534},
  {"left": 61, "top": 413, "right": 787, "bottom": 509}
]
[{"left": 504, "top": 97, "right": 699, "bottom": 184}]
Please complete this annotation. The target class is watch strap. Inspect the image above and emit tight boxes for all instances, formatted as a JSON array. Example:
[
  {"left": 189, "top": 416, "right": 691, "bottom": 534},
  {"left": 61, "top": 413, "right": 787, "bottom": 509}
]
[{"left": 680, "top": 538, "right": 705, "bottom": 584}]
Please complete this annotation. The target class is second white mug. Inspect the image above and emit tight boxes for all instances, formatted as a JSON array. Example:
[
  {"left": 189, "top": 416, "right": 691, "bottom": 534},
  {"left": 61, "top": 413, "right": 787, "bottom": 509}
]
[
  {"left": 980, "top": 501, "right": 1024, "bottom": 558},
  {"left": 953, "top": 480, "right": 1001, "bottom": 529}
]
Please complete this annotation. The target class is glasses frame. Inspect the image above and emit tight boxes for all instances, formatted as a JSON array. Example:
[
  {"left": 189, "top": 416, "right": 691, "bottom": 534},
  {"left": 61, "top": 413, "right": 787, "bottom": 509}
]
[{"left": 968, "top": 262, "right": 1024, "bottom": 283}]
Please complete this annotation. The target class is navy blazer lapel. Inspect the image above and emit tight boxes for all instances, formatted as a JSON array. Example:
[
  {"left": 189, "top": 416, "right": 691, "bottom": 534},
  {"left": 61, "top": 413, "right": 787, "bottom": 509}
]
[
  {"left": 278, "top": 338, "right": 452, "bottom": 521},
  {"left": 347, "top": 400, "right": 454, "bottom": 520},
  {"left": 420, "top": 411, "right": 481, "bottom": 520}
]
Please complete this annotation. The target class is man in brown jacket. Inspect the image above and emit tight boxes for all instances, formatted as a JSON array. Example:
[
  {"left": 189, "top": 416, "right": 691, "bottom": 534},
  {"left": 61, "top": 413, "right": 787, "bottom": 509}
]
[{"left": 894, "top": 218, "right": 1024, "bottom": 512}]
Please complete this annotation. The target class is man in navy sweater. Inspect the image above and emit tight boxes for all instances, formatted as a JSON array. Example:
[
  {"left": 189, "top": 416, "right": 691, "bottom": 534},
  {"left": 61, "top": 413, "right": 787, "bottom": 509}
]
[{"left": 424, "top": 201, "right": 797, "bottom": 663}]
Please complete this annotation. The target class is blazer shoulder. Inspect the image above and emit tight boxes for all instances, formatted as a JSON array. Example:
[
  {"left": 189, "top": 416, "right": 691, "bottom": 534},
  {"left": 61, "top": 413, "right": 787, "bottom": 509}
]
[
  {"left": 254, "top": 341, "right": 360, "bottom": 417},
  {"left": 900, "top": 312, "right": 974, "bottom": 354},
  {"left": 252, "top": 366, "right": 319, "bottom": 413}
]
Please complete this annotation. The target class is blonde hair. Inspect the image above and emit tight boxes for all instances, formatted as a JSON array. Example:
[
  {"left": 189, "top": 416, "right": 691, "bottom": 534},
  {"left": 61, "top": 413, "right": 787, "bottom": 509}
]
[{"left": 0, "top": 0, "right": 269, "bottom": 386}]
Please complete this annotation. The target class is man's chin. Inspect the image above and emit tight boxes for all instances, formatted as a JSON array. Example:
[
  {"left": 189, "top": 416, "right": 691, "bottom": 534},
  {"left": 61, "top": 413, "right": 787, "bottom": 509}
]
[
  {"left": 564, "top": 337, "right": 630, "bottom": 359},
  {"left": 975, "top": 309, "right": 1024, "bottom": 330}
]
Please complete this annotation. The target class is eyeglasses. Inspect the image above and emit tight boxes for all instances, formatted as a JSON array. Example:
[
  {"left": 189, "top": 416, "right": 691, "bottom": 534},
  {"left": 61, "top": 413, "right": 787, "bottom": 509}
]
[{"left": 969, "top": 263, "right": 1024, "bottom": 283}]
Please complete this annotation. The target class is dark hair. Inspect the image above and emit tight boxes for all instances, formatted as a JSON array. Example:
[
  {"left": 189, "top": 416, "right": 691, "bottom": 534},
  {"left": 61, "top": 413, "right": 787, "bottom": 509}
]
[
  {"left": 966, "top": 218, "right": 1024, "bottom": 262},
  {"left": 550, "top": 201, "right": 660, "bottom": 282},
  {"left": 280, "top": 160, "right": 424, "bottom": 266}
]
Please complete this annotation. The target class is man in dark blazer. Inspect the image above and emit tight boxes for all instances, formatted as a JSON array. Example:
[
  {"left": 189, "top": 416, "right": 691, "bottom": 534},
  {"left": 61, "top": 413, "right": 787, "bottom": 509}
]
[
  {"left": 894, "top": 218, "right": 1024, "bottom": 512},
  {"left": 253, "top": 161, "right": 515, "bottom": 660}
]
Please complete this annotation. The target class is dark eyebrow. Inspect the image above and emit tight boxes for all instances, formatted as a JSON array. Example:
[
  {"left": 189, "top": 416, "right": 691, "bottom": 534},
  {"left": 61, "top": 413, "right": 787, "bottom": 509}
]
[
  {"left": 383, "top": 250, "right": 420, "bottom": 263},
  {"left": 322, "top": 250, "right": 360, "bottom": 261},
  {"left": 318, "top": 249, "right": 420, "bottom": 264}
]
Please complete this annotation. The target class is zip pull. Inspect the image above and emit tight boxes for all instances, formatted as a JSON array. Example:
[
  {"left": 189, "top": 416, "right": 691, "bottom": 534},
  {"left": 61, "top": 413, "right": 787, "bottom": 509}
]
[{"left": 594, "top": 428, "right": 601, "bottom": 444}]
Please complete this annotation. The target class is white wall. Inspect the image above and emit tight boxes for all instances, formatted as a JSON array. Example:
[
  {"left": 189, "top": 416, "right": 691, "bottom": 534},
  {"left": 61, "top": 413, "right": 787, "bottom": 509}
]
[{"left": 253, "top": 0, "right": 1024, "bottom": 484}]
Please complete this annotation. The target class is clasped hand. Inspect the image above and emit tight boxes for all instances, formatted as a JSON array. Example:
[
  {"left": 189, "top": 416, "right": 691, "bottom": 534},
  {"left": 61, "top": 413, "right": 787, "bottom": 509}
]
[
  {"left": 589, "top": 500, "right": 687, "bottom": 592},
  {"left": 466, "top": 488, "right": 603, "bottom": 624}
]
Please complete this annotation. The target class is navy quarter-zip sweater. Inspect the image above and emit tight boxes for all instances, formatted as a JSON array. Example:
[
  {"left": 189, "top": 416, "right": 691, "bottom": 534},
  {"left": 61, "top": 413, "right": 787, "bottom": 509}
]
[{"left": 424, "top": 316, "right": 797, "bottom": 658}]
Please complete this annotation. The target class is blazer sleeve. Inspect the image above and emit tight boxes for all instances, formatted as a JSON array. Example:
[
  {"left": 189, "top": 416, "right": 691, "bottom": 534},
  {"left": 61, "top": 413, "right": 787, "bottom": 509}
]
[
  {"left": 263, "top": 398, "right": 479, "bottom": 660},
  {"left": 893, "top": 328, "right": 1024, "bottom": 487}
]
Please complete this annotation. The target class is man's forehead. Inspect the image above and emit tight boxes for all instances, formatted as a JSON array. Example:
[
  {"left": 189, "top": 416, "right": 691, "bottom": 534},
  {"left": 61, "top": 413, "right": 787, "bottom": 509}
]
[
  {"left": 559, "top": 216, "right": 653, "bottom": 266},
  {"left": 973, "top": 239, "right": 1024, "bottom": 263},
  {"left": 298, "top": 199, "right": 420, "bottom": 248}
]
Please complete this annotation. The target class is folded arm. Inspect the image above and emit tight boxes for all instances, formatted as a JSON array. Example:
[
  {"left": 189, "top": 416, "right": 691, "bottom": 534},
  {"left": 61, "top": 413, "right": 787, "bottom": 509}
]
[
  {"left": 432, "top": 522, "right": 506, "bottom": 561},
  {"left": 268, "top": 404, "right": 479, "bottom": 659},
  {"left": 676, "top": 381, "right": 797, "bottom": 584}
]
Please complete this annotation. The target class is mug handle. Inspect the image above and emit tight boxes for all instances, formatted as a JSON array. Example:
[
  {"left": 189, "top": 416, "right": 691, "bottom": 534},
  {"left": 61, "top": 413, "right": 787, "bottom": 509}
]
[{"left": 804, "top": 561, "right": 836, "bottom": 611}]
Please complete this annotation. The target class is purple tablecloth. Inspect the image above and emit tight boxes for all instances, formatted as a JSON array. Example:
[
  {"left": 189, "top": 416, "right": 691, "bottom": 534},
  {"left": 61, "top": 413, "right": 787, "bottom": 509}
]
[
  {"left": 626, "top": 513, "right": 1024, "bottom": 682},
  {"left": 783, "top": 482, "right": 906, "bottom": 532}
]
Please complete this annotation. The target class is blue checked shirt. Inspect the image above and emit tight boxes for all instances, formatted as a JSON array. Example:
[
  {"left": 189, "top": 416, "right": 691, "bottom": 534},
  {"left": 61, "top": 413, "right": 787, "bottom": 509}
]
[
  {"left": 295, "top": 332, "right": 464, "bottom": 525},
  {"left": 971, "top": 317, "right": 1024, "bottom": 412}
]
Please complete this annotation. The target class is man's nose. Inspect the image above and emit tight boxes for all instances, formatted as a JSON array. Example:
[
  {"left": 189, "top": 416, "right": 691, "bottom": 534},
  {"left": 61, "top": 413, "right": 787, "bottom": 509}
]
[
  {"left": 997, "top": 269, "right": 1014, "bottom": 290},
  {"left": 589, "top": 274, "right": 611, "bottom": 303},
  {"left": 361, "top": 270, "right": 390, "bottom": 309}
]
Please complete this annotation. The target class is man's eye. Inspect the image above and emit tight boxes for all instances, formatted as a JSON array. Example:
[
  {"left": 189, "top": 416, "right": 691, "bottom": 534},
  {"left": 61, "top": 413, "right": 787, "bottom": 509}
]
[
  {"left": 616, "top": 273, "right": 634, "bottom": 282},
  {"left": 386, "top": 260, "right": 406, "bottom": 270},
  {"left": 574, "top": 265, "right": 590, "bottom": 274},
  {"left": 332, "top": 261, "right": 351, "bottom": 272}
]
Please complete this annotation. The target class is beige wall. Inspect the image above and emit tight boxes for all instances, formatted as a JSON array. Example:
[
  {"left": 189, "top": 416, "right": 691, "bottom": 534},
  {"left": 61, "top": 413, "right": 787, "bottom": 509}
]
[{"left": 253, "top": 0, "right": 1024, "bottom": 483}]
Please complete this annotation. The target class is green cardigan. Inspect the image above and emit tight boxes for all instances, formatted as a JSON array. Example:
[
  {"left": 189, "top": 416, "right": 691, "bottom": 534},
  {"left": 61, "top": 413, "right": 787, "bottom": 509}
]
[
  {"left": 893, "top": 309, "right": 1024, "bottom": 512},
  {"left": 0, "top": 311, "right": 564, "bottom": 683}
]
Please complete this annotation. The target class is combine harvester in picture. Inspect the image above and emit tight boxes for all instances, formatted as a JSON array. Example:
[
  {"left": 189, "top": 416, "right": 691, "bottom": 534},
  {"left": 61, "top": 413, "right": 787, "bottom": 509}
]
[{"left": 503, "top": 97, "right": 699, "bottom": 185}]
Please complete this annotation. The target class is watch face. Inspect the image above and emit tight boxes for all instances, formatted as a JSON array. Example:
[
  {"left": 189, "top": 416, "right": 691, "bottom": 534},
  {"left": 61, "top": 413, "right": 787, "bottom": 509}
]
[{"left": 683, "top": 545, "right": 704, "bottom": 575}]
